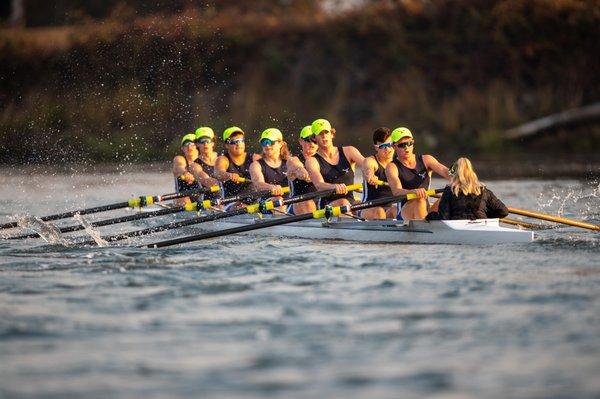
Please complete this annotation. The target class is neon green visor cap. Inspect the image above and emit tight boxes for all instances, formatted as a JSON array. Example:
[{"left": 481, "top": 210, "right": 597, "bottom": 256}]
[
  {"left": 391, "top": 127, "right": 413, "bottom": 142},
  {"left": 180, "top": 133, "right": 197, "bottom": 145},
  {"left": 195, "top": 127, "right": 215, "bottom": 140},
  {"left": 260, "top": 128, "right": 283, "bottom": 142},
  {"left": 299, "top": 125, "right": 314, "bottom": 139},
  {"left": 311, "top": 118, "right": 331, "bottom": 135},
  {"left": 223, "top": 126, "right": 244, "bottom": 141}
]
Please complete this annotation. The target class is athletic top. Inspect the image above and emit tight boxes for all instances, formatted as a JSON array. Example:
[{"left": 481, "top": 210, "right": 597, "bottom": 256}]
[
  {"left": 195, "top": 157, "right": 216, "bottom": 178},
  {"left": 222, "top": 153, "right": 254, "bottom": 198},
  {"left": 194, "top": 156, "right": 220, "bottom": 201},
  {"left": 289, "top": 154, "right": 316, "bottom": 197},
  {"left": 393, "top": 154, "right": 430, "bottom": 205},
  {"left": 258, "top": 158, "right": 288, "bottom": 187},
  {"left": 426, "top": 186, "right": 508, "bottom": 220},
  {"left": 313, "top": 146, "right": 355, "bottom": 206},
  {"left": 362, "top": 155, "right": 392, "bottom": 201}
]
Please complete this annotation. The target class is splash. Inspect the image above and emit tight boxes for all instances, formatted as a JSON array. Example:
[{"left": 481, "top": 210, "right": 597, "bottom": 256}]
[
  {"left": 73, "top": 213, "right": 108, "bottom": 247},
  {"left": 535, "top": 180, "right": 600, "bottom": 220},
  {"left": 16, "top": 216, "right": 69, "bottom": 245}
]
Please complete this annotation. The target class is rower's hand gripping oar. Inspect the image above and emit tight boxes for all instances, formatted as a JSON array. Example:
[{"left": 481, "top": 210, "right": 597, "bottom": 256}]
[
  {"left": 145, "top": 187, "right": 441, "bottom": 248},
  {"left": 0, "top": 186, "right": 221, "bottom": 230},
  {"left": 83, "top": 184, "right": 363, "bottom": 245}
]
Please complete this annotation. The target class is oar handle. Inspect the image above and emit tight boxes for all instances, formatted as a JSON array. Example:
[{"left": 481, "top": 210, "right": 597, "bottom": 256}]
[{"left": 508, "top": 207, "right": 599, "bottom": 231}]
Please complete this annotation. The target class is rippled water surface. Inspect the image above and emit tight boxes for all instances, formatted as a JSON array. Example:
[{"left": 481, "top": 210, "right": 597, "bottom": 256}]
[{"left": 1, "top": 168, "right": 599, "bottom": 399}]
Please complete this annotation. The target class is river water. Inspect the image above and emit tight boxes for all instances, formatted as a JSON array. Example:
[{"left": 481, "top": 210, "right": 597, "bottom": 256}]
[{"left": 0, "top": 167, "right": 599, "bottom": 399}]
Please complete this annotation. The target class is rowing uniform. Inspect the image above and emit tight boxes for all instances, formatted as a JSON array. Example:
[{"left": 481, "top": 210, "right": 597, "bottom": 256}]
[
  {"left": 362, "top": 155, "right": 392, "bottom": 202},
  {"left": 314, "top": 146, "right": 355, "bottom": 208},
  {"left": 194, "top": 156, "right": 221, "bottom": 202},
  {"left": 258, "top": 158, "right": 288, "bottom": 187},
  {"left": 221, "top": 153, "right": 255, "bottom": 198},
  {"left": 289, "top": 154, "right": 316, "bottom": 197},
  {"left": 393, "top": 154, "right": 431, "bottom": 206}
]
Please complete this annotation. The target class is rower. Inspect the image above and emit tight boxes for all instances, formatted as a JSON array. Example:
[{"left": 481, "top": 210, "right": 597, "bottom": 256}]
[
  {"left": 426, "top": 157, "right": 508, "bottom": 221},
  {"left": 385, "top": 127, "right": 450, "bottom": 220},
  {"left": 188, "top": 126, "right": 221, "bottom": 203},
  {"left": 215, "top": 126, "right": 261, "bottom": 209},
  {"left": 286, "top": 125, "right": 318, "bottom": 214},
  {"left": 249, "top": 128, "right": 290, "bottom": 213},
  {"left": 305, "top": 118, "right": 365, "bottom": 211},
  {"left": 360, "top": 127, "right": 395, "bottom": 219},
  {"left": 172, "top": 133, "right": 200, "bottom": 206}
]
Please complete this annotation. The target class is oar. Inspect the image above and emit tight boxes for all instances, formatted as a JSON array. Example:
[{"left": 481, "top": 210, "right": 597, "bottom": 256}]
[
  {"left": 145, "top": 188, "right": 443, "bottom": 248},
  {"left": 507, "top": 207, "right": 599, "bottom": 231},
  {"left": 80, "top": 184, "right": 363, "bottom": 246},
  {"left": 6, "top": 188, "right": 276, "bottom": 240},
  {"left": 0, "top": 186, "right": 221, "bottom": 230}
]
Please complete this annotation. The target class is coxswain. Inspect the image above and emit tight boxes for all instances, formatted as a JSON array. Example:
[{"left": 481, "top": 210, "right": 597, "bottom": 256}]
[
  {"left": 360, "top": 127, "right": 395, "bottom": 219},
  {"left": 305, "top": 119, "right": 365, "bottom": 211},
  {"left": 286, "top": 125, "right": 318, "bottom": 214},
  {"left": 426, "top": 157, "right": 508, "bottom": 220},
  {"left": 385, "top": 127, "right": 450, "bottom": 220}
]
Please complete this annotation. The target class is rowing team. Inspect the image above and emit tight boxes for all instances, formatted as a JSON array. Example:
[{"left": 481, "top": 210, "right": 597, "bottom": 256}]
[{"left": 172, "top": 119, "right": 509, "bottom": 221}]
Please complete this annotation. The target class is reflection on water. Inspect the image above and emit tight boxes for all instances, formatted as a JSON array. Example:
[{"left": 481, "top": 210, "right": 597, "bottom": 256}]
[{"left": 0, "top": 169, "right": 599, "bottom": 399}]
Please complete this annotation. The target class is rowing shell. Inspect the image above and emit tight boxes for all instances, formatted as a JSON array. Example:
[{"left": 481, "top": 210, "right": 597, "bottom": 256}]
[{"left": 200, "top": 215, "right": 534, "bottom": 245}]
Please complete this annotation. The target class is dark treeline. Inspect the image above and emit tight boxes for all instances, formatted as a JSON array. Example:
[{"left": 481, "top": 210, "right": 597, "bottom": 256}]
[{"left": 0, "top": 0, "right": 599, "bottom": 164}]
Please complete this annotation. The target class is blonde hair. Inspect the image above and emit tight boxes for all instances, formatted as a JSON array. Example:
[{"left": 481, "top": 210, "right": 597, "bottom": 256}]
[{"left": 450, "top": 157, "right": 483, "bottom": 196}]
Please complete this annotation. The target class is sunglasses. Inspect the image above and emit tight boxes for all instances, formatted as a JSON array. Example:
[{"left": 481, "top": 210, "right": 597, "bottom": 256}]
[
  {"left": 196, "top": 138, "right": 213, "bottom": 144},
  {"left": 182, "top": 141, "right": 196, "bottom": 148},
  {"left": 301, "top": 136, "right": 317, "bottom": 144},
  {"left": 260, "top": 139, "right": 280, "bottom": 147},
  {"left": 376, "top": 142, "right": 393, "bottom": 150},
  {"left": 394, "top": 140, "right": 414, "bottom": 149},
  {"left": 227, "top": 138, "right": 245, "bottom": 145}
]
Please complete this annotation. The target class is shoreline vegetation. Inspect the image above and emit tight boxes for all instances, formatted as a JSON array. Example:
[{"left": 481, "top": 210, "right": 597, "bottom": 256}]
[{"left": 1, "top": 1, "right": 599, "bottom": 168}]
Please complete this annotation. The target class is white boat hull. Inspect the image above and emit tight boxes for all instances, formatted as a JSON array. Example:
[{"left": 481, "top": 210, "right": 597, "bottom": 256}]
[{"left": 201, "top": 216, "right": 534, "bottom": 245}]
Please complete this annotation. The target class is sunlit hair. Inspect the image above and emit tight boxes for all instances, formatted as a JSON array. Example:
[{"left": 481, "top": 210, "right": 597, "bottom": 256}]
[
  {"left": 450, "top": 157, "right": 483, "bottom": 196},
  {"left": 280, "top": 141, "right": 290, "bottom": 161}
]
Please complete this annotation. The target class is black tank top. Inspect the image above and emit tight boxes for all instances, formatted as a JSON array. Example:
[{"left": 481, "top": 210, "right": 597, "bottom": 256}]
[
  {"left": 194, "top": 156, "right": 220, "bottom": 201},
  {"left": 393, "top": 154, "right": 430, "bottom": 190},
  {"left": 258, "top": 158, "right": 288, "bottom": 187},
  {"left": 314, "top": 146, "right": 355, "bottom": 206},
  {"left": 290, "top": 154, "right": 316, "bottom": 197},
  {"left": 195, "top": 156, "right": 216, "bottom": 178},
  {"left": 222, "top": 153, "right": 254, "bottom": 197},
  {"left": 362, "top": 156, "right": 392, "bottom": 201}
]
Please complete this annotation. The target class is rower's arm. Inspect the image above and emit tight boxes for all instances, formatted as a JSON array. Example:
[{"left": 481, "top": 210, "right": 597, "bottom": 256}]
[
  {"left": 189, "top": 162, "right": 218, "bottom": 187},
  {"left": 306, "top": 156, "right": 334, "bottom": 191},
  {"left": 214, "top": 155, "right": 231, "bottom": 181},
  {"left": 423, "top": 154, "right": 450, "bottom": 180},
  {"left": 249, "top": 160, "right": 272, "bottom": 191},
  {"left": 385, "top": 162, "right": 411, "bottom": 196},
  {"left": 173, "top": 155, "right": 194, "bottom": 183},
  {"left": 286, "top": 156, "right": 310, "bottom": 181},
  {"left": 361, "top": 157, "right": 379, "bottom": 185},
  {"left": 344, "top": 146, "right": 365, "bottom": 169}
]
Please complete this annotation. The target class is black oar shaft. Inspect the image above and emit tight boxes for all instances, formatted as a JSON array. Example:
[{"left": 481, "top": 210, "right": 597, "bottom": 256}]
[
  {"left": 86, "top": 188, "right": 334, "bottom": 245},
  {"left": 0, "top": 188, "right": 210, "bottom": 230}
]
